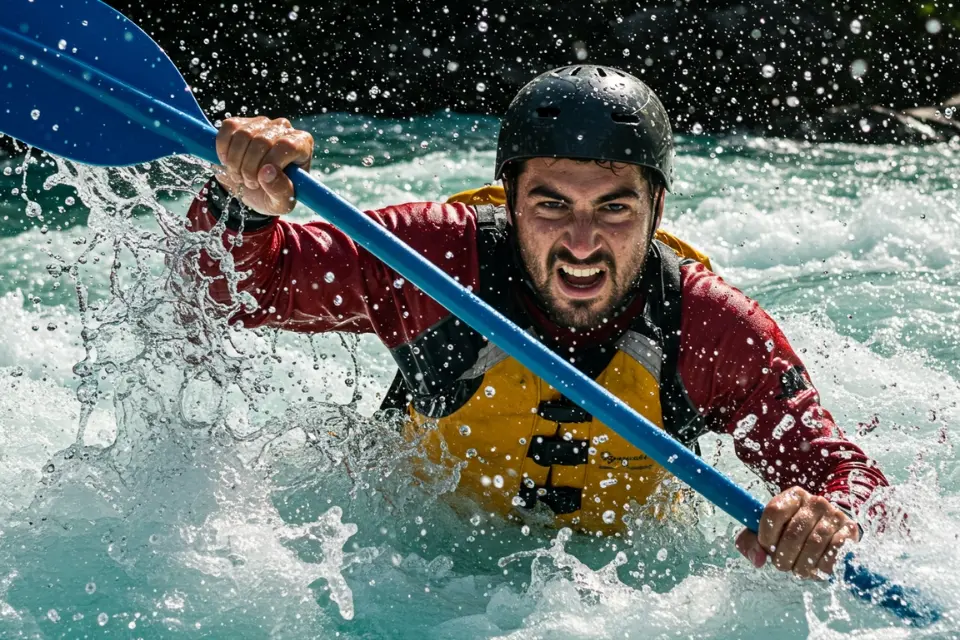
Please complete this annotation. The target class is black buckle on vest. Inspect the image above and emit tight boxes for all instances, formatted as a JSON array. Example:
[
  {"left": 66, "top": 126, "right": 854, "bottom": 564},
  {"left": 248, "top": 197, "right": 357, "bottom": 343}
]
[
  {"left": 516, "top": 483, "right": 582, "bottom": 515},
  {"left": 537, "top": 399, "right": 592, "bottom": 423},
  {"left": 527, "top": 435, "right": 589, "bottom": 467}
]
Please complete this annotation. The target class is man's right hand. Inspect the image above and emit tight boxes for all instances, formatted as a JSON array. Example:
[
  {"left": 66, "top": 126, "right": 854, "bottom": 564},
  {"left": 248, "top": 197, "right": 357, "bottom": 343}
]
[{"left": 214, "top": 116, "right": 314, "bottom": 216}]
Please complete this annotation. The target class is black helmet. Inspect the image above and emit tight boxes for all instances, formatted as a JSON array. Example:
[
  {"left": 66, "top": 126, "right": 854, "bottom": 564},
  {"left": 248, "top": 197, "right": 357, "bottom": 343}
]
[{"left": 495, "top": 65, "right": 675, "bottom": 190}]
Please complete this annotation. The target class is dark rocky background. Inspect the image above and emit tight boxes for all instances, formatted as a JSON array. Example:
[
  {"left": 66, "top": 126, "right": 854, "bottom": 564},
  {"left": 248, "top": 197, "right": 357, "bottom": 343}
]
[{"left": 100, "top": 0, "right": 960, "bottom": 144}]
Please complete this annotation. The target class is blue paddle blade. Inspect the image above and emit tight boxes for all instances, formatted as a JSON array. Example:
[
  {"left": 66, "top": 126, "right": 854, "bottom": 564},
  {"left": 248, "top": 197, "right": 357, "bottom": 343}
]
[{"left": 0, "top": 0, "right": 211, "bottom": 166}]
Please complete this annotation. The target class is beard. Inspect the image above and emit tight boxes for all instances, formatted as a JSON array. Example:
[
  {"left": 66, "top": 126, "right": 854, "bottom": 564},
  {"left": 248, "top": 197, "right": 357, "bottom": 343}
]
[{"left": 517, "top": 240, "right": 648, "bottom": 330}]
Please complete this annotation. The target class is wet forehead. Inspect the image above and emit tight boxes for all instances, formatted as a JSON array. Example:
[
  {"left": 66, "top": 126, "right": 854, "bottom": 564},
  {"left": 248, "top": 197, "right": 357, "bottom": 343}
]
[{"left": 517, "top": 158, "right": 648, "bottom": 201}]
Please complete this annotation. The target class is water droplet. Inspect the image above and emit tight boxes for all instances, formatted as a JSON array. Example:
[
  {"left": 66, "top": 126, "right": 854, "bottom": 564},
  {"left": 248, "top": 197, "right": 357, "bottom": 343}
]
[
  {"left": 324, "top": 271, "right": 335, "bottom": 283},
  {"left": 231, "top": 4, "right": 238, "bottom": 12},
  {"left": 57, "top": 39, "right": 67, "bottom": 50},
  {"left": 43, "top": 463, "right": 55, "bottom": 473},
  {"left": 476, "top": 82, "right": 486, "bottom": 93},
  {"left": 850, "top": 59, "right": 868, "bottom": 79},
  {"left": 477, "top": 21, "right": 488, "bottom": 32},
  {"left": 622, "top": 48, "right": 630, "bottom": 57},
  {"left": 420, "top": 140, "right": 429, "bottom": 149},
  {"left": 30, "top": 109, "right": 40, "bottom": 120},
  {"left": 288, "top": 11, "right": 298, "bottom": 20},
  {"left": 691, "top": 123, "right": 703, "bottom": 134},
  {"left": 333, "top": 295, "right": 342, "bottom": 306},
  {"left": 85, "top": 582, "right": 96, "bottom": 594},
  {"left": 602, "top": 510, "right": 616, "bottom": 524},
  {"left": 521, "top": 525, "right": 530, "bottom": 535},
  {"left": 470, "top": 514, "right": 481, "bottom": 526},
  {"left": 484, "top": 386, "right": 495, "bottom": 398},
  {"left": 392, "top": 278, "right": 404, "bottom": 288},
  {"left": 47, "top": 609, "right": 60, "bottom": 623},
  {"left": 361, "top": 155, "right": 374, "bottom": 167},
  {"left": 190, "top": 57, "right": 200, "bottom": 66},
  {"left": 493, "top": 475, "right": 504, "bottom": 489},
  {"left": 97, "top": 612, "right": 108, "bottom": 626},
  {"left": 926, "top": 19, "right": 942, "bottom": 34},
  {"left": 444, "top": 250, "right": 454, "bottom": 259},
  {"left": 46, "top": 323, "right": 57, "bottom": 331},
  {"left": 657, "top": 548, "right": 669, "bottom": 561},
  {"left": 761, "top": 64, "right": 775, "bottom": 79},
  {"left": 458, "top": 425, "right": 471, "bottom": 436},
  {"left": 465, "top": 448, "right": 477, "bottom": 459},
  {"left": 25, "top": 201, "right": 41, "bottom": 218},
  {"left": 369, "top": 85, "right": 380, "bottom": 97},
  {"left": 849, "top": 19, "right": 862, "bottom": 35},
  {"left": 3, "top": 167, "right": 11, "bottom": 176},
  {"left": 346, "top": 91, "right": 358, "bottom": 103}
]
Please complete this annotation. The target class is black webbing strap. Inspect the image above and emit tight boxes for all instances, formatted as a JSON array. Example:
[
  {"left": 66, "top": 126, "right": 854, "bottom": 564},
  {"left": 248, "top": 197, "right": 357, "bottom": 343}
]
[{"left": 644, "top": 242, "right": 708, "bottom": 449}]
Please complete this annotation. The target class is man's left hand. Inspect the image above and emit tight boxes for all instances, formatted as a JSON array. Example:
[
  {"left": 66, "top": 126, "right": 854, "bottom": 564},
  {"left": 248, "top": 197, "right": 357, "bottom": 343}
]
[{"left": 735, "top": 486, "right": 860, "bottom": 580}]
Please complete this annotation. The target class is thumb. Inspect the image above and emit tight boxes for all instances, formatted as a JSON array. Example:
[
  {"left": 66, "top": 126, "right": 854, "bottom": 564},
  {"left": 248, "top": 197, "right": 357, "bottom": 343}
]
[
  {"left": 735, "top": 528, "right": 768, "bottom": 569},
  {"left": 258, "top": 164, "right": 296, "bottom": 214}
]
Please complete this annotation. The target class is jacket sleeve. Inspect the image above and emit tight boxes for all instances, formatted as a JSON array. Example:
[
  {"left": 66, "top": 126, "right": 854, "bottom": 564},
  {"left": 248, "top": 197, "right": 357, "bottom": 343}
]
[
  {"left": 677, "top": 262, "right": 889, "bottom": 516},
  {"left": 183, "top": 180, "right": 481, "bottom": 349}
]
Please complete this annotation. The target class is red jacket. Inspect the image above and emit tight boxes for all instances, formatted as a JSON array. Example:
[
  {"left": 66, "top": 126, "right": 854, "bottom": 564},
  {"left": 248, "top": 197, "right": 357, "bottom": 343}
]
[{"left": 186, "top": 184, "right": 888, "bottom": 515}]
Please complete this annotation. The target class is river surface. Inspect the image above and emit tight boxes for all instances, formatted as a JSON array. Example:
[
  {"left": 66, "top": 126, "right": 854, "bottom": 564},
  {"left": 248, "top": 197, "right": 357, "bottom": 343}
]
[{"left": 0, "top": 113, "right": 958, "bottom": 638}]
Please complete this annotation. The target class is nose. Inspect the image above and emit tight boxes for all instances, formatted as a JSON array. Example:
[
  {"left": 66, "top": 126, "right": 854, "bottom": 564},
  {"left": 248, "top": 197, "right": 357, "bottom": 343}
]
[{"left": 562, "top": 216, "right": 602, "bottom": 261}]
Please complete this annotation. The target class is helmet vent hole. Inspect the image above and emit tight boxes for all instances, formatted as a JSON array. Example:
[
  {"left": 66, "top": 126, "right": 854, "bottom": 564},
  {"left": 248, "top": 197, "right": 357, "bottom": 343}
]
[
  {"left": 596, "top": 67, "right": 608, "bottom": 78},
  {"left": 611, "top": 113, "right": 641, "bottom": 124},
  {"left": 571, "top": 66, "right": 582, "bottom": 76},
  {"left": 536, "top": 107, "right": 561, "bottom": 119}
]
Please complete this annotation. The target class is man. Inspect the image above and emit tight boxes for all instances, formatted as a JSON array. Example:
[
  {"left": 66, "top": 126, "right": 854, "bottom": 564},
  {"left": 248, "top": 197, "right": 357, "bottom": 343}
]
[{"left": 186, "top": 65, "right": 887, "bottom": 580}]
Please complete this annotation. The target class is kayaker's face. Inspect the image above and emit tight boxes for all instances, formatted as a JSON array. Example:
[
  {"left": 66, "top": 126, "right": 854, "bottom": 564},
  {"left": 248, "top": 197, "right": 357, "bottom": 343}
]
[{"left": 511, "top": 158, "right": 661, "bottom": 329}]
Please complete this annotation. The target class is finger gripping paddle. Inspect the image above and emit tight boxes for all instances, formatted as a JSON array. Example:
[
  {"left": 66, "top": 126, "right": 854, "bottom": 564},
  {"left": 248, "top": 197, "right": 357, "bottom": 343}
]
[{"left": 0, "top": 0, "right": 940, "bottom": 626}]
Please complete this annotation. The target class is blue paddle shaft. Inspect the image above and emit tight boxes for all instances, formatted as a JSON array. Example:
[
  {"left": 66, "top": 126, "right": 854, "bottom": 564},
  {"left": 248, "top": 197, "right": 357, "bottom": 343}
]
[{"left": 0, "top": 0, "right": 939, "bottom": 623}]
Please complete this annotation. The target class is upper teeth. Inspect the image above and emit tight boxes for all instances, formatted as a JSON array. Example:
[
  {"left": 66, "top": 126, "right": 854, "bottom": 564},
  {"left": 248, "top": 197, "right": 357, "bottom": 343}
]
[{"left": 561, "top": 266, "right": 602, "bottom": 278}]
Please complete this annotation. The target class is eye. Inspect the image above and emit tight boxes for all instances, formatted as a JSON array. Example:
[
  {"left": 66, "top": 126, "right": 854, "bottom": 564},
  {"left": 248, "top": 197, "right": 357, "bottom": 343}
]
[
  {"left": 603, "top": 203, "right": 629, "bottom": 212},
  {"left": 539, "top": 200, "right": 566, "bottom": 210}
]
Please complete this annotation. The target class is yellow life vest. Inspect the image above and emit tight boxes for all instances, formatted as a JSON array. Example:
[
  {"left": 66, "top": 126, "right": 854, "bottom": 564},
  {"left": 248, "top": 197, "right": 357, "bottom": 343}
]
[{"left": 389, "top": 186, "right": 712, "bottom": 535}]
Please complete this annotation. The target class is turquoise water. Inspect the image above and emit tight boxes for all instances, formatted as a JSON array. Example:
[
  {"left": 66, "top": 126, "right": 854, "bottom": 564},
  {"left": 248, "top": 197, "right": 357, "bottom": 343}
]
[{"left": 0, "top": 114, "right": 959, "bottom": 638}]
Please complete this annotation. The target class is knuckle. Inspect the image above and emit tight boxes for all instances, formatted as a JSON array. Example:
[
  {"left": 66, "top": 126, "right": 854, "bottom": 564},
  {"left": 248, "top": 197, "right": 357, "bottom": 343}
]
[
  {"left": 250, "top": 134, "right": 273, "bottom": 150},
  {"left": 782, "top": 517, "right": 808, "bottom": 543},
  {"left": 232, "top": 128, "right": 253, "bottom": 145},
  {"left": 814, "top": 521, "right": 835, "bottom": 540},
  {"left": 273, "top": 117, "right": 292, "bottom": 128},
  {"left": 274, "top": 138, "right": 298, "bottom": 154},
  {"left": 809, "top": 496, "right": 830, "bottom": 512}
]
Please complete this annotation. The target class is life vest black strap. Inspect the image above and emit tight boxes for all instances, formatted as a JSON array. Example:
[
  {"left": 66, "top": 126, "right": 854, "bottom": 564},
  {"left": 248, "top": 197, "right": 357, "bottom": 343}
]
[
  {"left": 516, "top": 483, "right": 582, "bottom": 515},
  {"left": 642, "top": 243, "right": 708, "bottom": 450},
  {"left": 527, "top": 434, "right": 590, "bottom": 467}
]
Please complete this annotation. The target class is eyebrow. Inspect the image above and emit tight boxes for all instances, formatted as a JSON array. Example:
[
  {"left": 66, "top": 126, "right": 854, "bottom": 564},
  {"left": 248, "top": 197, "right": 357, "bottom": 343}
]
[
  {"left": 527, "top": 185, "right": 641, "bottom": 204},
  {"left": 594, "top": 188, "right": 642, "bottom": 204},
  {"left": 528, "top": 185, "right": 570, "bottom": 202}
]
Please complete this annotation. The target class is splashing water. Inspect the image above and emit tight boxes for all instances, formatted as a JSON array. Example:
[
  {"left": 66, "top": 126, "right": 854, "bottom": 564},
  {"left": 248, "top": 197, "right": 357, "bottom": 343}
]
[{"left": 0, "top": 114, "right": 959, "bottom": 637}]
